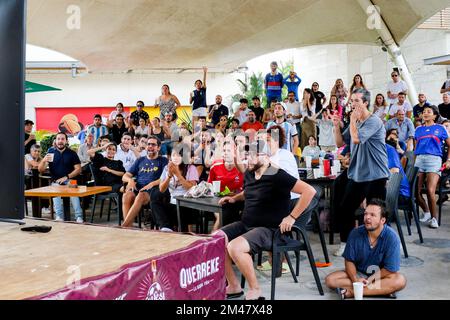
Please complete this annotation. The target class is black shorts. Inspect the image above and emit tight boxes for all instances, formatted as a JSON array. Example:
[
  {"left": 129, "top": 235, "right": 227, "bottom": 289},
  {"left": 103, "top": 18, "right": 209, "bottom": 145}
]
[{"left": 221, "top": 221, "right": 277, "bottom": 255}]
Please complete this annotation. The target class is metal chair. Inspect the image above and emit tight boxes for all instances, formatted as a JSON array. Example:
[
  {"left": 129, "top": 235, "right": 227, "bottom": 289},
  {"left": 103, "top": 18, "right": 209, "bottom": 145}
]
[
  {"left": 399, "top": 167, "right": 423, "bottom": 243},
  {"left": 385, "top": 172, "right": 408, "bottom": 257},
  {"left": 88, "top": 163, "right": 121, "bottom": 224}
]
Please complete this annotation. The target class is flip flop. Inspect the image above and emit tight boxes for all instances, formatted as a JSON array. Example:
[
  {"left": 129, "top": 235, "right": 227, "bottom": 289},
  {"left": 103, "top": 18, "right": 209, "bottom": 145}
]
[
  {"left": 315, "top": 262, "right": 332, "bottom": 268},
  {"left": 336, "top": 287, "right": 347, "bottom": 300},
  {"left": 226, "top": 291, "right": 244, "bottom": 299}
]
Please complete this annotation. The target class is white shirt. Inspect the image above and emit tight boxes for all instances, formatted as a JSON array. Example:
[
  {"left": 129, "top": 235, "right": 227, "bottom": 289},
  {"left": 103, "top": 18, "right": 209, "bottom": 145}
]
[
  {"left": 270, "top": 149, "right": 300, "bottom": 200},
  {"left": 388, "top": 101, "right": 412, "bottom": 116},
  {"left": 266, "top": 120, "right": 298, "bottom": 152},
  {"left": 285, "top": 101, "right": 302, "bottom": 124},
  {"left": 109, "top": 110, "right": 129, "bottom": 121},
  {"left": 386, "top": 80, "right": 408, "bottom": 105},
  {"left": 235, "top": 108, "right": 250, "bottom": 125},
  {"left": 115, "top": 145, "right": 137, "bottom": 172}
]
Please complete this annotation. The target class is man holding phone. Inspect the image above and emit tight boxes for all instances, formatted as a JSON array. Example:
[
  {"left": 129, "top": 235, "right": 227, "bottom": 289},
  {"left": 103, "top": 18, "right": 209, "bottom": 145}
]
[
  {"left": 121, "top": 136, "right": 168, "bottom": 227},
  {"left": 38, "top": 132, "right": 83, "bottom": 223}
]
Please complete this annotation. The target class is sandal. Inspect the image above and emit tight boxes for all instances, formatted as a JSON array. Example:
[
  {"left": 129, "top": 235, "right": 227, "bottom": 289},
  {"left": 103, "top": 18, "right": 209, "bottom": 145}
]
[{"left": 336, "top": 287, "right": 347, "bottom": 300}]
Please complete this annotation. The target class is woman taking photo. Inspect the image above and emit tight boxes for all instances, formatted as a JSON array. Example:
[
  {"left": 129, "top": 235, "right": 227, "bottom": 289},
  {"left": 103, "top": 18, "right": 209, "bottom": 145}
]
[{"left": 415, "top": 105, "right": 450, "bottom": 229}]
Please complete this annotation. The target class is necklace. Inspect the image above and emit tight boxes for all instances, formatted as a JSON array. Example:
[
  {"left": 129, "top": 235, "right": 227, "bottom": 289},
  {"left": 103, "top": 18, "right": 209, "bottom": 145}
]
[{"left": 369, "top": 235, "right": 380, "bottom": 249}]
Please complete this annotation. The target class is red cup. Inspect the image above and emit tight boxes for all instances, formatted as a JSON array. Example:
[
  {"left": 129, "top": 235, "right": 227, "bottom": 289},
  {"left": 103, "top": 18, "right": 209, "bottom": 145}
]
[{"left": 323, "top": 159, "right": 331, "bottom": 176}]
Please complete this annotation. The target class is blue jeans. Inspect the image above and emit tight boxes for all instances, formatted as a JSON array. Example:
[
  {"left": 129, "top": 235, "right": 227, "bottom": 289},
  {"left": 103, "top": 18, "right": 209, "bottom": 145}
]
[{"left": 52, "top": 183, "right": 83, "bottom": 220}]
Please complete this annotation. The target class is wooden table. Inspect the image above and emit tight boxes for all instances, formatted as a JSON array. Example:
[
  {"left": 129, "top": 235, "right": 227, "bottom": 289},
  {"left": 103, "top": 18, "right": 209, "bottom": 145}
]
[
  {"left": 25, "top": 186, "right": 112, "bottom": 221},
  {"left": 174, "top": 196, "right": 223, "bottom": 232}
]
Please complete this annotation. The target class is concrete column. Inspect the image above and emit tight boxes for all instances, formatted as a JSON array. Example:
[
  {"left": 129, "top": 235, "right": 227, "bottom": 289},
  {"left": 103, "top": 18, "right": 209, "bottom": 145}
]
[{"left": 357, "top": 0, "right": 418, "bottom": 106}]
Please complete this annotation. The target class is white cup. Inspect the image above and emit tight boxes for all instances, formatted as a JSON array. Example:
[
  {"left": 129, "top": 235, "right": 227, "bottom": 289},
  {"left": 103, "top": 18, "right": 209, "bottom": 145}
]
[
  {"left": 334, "top": 161, "right": 341, "bottom": 173},
  {"left": 353, "top": 282, "right": 364, "bottom": 300},
  {"left": 212, "top": 181, "right": 221, "bottom": 194},
  {"left": 305, "top": 156, "right": 312, "bottom": 168},
  {"left": 313, "top": 168, "right": 321, "bottom": 179},
  {"left": 331, "top": 167, "right": 338, "bottom": 176},
  {"left": 47, "top": 153, "right": 55, "bottom": 163}
]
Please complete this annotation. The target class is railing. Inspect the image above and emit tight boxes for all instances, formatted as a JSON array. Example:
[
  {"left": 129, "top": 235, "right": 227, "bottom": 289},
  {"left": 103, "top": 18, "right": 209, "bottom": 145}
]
[{"left": 418, "top": 8, "right": 450, "bottom": 30}]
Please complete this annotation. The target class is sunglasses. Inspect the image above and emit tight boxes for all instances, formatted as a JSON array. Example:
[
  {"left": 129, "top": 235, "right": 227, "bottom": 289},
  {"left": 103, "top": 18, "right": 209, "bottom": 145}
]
[
  {"left": 391, "top": 75, "right": 398, "bottom": 77},
  {"left": 147, "top": 143, "right": 157, "bottom": 146}
]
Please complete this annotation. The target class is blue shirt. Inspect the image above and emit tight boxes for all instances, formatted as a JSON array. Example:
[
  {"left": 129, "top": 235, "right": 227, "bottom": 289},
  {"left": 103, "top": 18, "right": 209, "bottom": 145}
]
[
  {"left": 265, "top": 73, "right": 284, "bottom": 99},
  {"left": 128, "top": 156, "right": 168, "bottom": 189},
  {"left": 386, "top": 145, "right": 410, "bottom": 198},
  {"left": 415, "top": 124, "right": 448, "bottom": 157},
  {"left": 343, "top": 225, "right": 401, "bottom": 274},
  {"left": 47, "top": 147, "right": 81, "bottom": 181},
  {"left": 385, "top": 118, "right": 415, "bottom": 144},
  {"left": 87, "top": 125, "right": 109, "bottom": 146},
  {"left": 283, "top": 75, "right": 302, "bottom": 100},
  {"left": 192, "top": 88, "right": 207, "bottom": 110}
]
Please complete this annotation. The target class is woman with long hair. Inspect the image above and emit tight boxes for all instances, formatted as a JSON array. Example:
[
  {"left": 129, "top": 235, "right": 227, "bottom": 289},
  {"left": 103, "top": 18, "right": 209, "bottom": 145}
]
[
  {"left": 330, "top": 79, "right": 348, "bottom": 107},
  {"left": 300, "top": 88, "right": 317, "bottom": 149},
  {"left": 155, "top": 84, "right": 181, "bottom": 122},
  {"left": 415, "top": 105, "right": 450, "bottom": 229},
  {"left": 349, "top": 74, "right": 366, "bottom": 93},
  {"left": 327, "top": 94, "right": 343, "bottom": 120},
  {"left": 215, "top": 115, "right": 229, "bottom": 136},
  {"left": 372, "top": 93, "right": 388, "bottom": 122}
]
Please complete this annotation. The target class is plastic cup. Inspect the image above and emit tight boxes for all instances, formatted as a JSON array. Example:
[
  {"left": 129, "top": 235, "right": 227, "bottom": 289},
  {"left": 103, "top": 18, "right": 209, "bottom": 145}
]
[
  {"left": 313, "top": 168, "right": 321, "bottom": 179},
  {"left": 47, "top": 153, "right": 54, "bottom": 163},
  {"left": 353, "top": 282, "right": 364, "bottom": 300},
  {"left": 305, "top": 156, "right": 312, "bottom": 168},
  {"left": 213, "top": 181, "right": 221, "bottom": 194},
  {"left": 331, "top": 167, "right": 338, "bottom": 176},
  {"left": 334, "top": 161, "right": 341, "bottom": 173}
]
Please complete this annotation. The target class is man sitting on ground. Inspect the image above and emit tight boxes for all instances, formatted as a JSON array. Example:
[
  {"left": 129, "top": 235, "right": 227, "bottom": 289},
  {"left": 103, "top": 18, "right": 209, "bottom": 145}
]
[
  {"left": 121, "top": 136, "right": 168, "bottom": 227},
  {"left": 325, "top": 199, "right": 406, "bottom": 299}
]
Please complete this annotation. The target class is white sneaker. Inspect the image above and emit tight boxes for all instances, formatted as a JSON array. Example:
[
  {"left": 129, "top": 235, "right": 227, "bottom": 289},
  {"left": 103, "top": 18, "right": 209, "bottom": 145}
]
[
  {"left": 76, "top": 218, "right": 84, "bottom": 224},
  {"left": 429, "top": 217, "right": 439, "bottom": 229},
  {"left": 160, "top": 227, "right": 173, "bottom": 232},
  {"left": 55, "top": 217, "right": 64, "bottom": 222},
  {"left": 419, "top": 212, "right": 431, "bottom": 223},
  {"left": 333, "top": 242, "right": 346, "bottom": 257}
]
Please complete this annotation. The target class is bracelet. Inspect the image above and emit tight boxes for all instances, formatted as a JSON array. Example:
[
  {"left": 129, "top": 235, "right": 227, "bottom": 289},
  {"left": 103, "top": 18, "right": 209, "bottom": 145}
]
[{"left": 289, "top": 214, "right": 297, "bottom": 220}]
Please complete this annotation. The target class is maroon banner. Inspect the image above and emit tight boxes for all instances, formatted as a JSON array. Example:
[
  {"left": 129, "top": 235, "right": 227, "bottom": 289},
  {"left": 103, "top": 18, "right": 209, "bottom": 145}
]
[{"left": 30, "top": 234, "right": 226, "bottom": 300}]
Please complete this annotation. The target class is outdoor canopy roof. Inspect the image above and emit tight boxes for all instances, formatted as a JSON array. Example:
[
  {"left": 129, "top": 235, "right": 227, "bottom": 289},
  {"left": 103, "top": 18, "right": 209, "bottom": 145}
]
[{"left": 27, "top": 0, "right": 449, "bottom": 73}]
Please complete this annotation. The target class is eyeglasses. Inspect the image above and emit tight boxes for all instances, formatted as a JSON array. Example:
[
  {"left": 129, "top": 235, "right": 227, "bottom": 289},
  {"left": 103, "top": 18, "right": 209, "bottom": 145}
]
[
  {"left": 137, "top": 105, "right": 143, "bottom": 108},
  {"left": 147, "top": 143, "right": 157, "bottom": 146},
  {"left": 391, "top": 75, "right": 398, "bottom": 77}
]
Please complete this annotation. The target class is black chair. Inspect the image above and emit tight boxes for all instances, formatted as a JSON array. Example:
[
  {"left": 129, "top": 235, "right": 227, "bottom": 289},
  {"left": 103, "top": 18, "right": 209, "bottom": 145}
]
[
  {"left": 385, "top": 172, "right": 408, "bottom": 258},
  {"left": 310, "top": 186, "right": 330, "bottom": 263},
  {"left": 88, "top": 163, "right": 121, "bottom": 224},
  {"left": 399, "top": 167, "right": 423, "bottom": 243},
  {"left": 403, "top": 151, "right": 415, "bottom": 177},
  {"left": 270, "top": 225, "right": 324, "bottom": 299}
]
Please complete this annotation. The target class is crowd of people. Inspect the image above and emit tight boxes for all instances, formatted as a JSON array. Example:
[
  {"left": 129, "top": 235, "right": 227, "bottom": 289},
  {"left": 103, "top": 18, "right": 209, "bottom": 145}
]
[{"left": 24, "top": 62, "right": 450, "bottom": 300}]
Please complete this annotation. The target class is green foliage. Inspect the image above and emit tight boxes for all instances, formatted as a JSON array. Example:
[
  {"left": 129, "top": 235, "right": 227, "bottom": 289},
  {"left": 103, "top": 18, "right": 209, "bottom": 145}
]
[
  {"left": 39, "top": 134, "right": 56, "bottom": 155},
  {"left": 35, "top": 130, "right": 56, "bottom": 142},
  {"left": 178, "top": 109, "right": 193, "bottom": 132}
]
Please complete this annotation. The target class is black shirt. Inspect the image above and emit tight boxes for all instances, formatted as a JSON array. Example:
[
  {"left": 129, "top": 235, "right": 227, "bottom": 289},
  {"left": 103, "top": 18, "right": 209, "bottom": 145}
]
[
  {"left": 250, "top": 106, "right": 265, "bottom": 123},
  {"left": 192, "top": 88, "right": 207, "bottom": 110},
  {"left": 111, "top": 124, "right": 128, "bottom": 144},
  {"left": 439, "top": 103, "right": 450, "bottom": 120},
  {"left": 208, "top": 104, "right": 229, "bottom": 125},
  {"left": 47, "top": 147, "right": 81, "bottom": 181},
  {"left": 91, "top": 153, "right": 125, "bottom": 186},
  {"left": 314, "top": 91, "right": 325, "bottom": 113},
  {"left": 130, "top": 110, "right": 150, "bottom": 127},
  {"left": 25, "top": 133, "right": 36, "bottom": 154},
  {"left": 413, "top": 102, "right": 430, "bottom": 119},
  {"left": 241, "top": 166, "right": 297, "bottom": 228}
]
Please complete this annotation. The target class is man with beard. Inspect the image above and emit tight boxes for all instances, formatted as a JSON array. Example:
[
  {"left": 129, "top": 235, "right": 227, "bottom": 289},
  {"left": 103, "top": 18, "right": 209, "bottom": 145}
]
[
  {"left": 266, "top": 103, "right": 299, "bottom": 156},
  {"left": 208, "top": 95, "right": 229, "bottom": 127},
  {"left": 325, "top": 199, "right": 406, "bottom": 299},
  {"left": 121, "top": 136, "right": 168, "bottom": 227},
  {"left": 38, "top": 132, "right": 83, "bottom": 223},
  {"left": 107, "top": 113, "right": 129, "bottom": 145},
  {"left": 216, "top": 144, "right": 316, "bottom": 300}
]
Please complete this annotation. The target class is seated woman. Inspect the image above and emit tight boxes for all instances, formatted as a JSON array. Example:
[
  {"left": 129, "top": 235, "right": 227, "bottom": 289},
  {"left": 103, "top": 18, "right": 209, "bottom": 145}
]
[
  {"left": 208, "top": 140, "right": 244, "bottom": 231},
  {"left": 25, "top": 144, "right": 42, "bottom": 178},
  {"left": 302, "top": 135, "right": 321, "bottom": 159},
  {"left": 87, "top": 142, "right": 126, "bottom": 193},
  {"left": 150, "top": 144, "right": 199, "bottom": 232}
]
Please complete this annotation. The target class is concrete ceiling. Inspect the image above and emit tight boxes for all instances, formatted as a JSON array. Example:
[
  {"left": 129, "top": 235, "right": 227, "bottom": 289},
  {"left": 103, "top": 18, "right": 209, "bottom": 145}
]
[{"left": 26, "top": 0, "right": 449, "bottom": 72}]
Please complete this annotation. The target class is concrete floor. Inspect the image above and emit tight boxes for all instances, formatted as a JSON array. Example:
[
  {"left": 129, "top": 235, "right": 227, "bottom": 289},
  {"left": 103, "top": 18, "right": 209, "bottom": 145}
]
[{"left": 32, "top": 200, "right": 450, "bottom": 300}]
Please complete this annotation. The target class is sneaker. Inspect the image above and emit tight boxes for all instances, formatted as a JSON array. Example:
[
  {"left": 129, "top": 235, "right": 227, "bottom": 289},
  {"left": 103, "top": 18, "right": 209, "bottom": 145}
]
[
  {"left": 429, "top": 217, "right": 439, "bottom": 229},
  {"left": 76, "top": 218, "right": 84, "bottom": 224},
  {"left": 419, "top": 212, "right": 431, "bottom": 223},
  {"left": 41, "top": 207, "right": 51, "bottom": 215},
  {"left": 333, "top": 242, "right": 346, "bottom": 257},
  {"left": 160, "top": 227, "right": 173, "bottom": 232},
  {"left": 55, "top": 216, "right": 64, "bottom": 222}
]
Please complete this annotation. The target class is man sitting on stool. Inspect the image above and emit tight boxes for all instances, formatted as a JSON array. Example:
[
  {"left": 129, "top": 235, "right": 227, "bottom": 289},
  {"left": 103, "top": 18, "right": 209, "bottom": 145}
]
[{"left": 325, "top": 199, "right": 406, "bottom": 299}]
